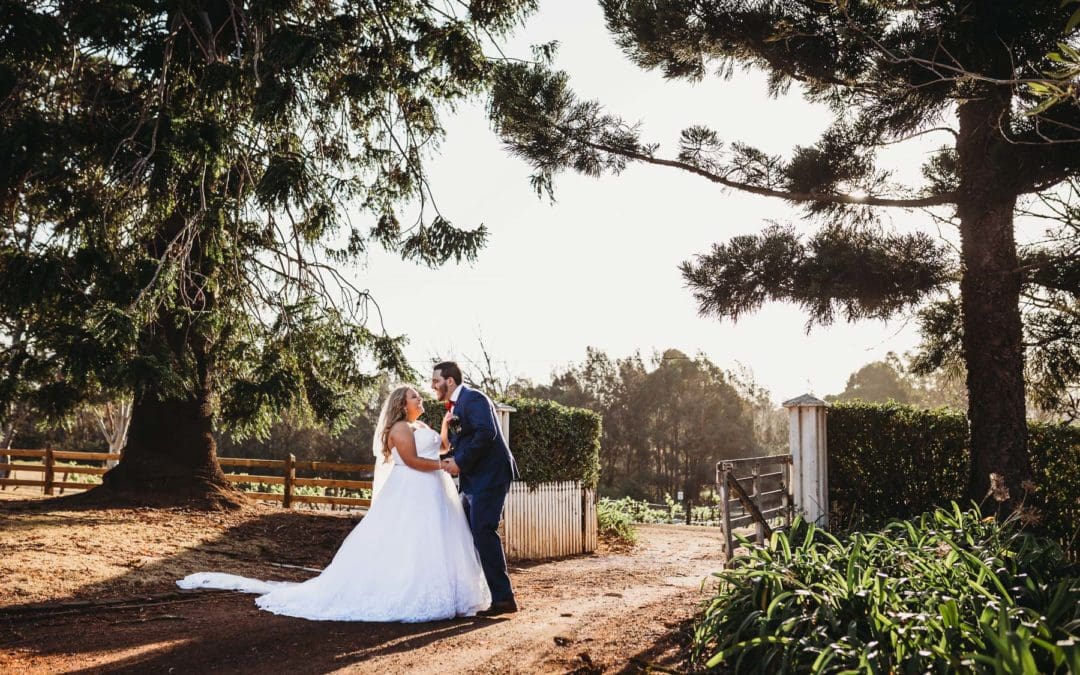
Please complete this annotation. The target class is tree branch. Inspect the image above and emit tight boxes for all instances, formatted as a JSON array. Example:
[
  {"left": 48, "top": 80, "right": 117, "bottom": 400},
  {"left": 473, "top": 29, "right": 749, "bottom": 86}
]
[{"left": 571, "top": 131, "right": 956, "bottom": 208}]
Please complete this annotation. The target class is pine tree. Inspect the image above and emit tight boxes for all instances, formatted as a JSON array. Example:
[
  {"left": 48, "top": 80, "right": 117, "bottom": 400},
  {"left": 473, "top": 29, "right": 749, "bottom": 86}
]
[
  {"left": 0, "top": 0, "right": 535, "bottom": 505},
  {"left": 488, "top": 0, "right": 1080, "bottom": 508}
]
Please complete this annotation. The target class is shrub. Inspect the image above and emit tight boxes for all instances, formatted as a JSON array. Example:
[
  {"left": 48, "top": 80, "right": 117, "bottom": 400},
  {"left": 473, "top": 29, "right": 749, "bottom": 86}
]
[
  {"left": 504, "top": 397, "right": 601, "bottom": 487},
  {"left": 828, "top": 401, "right": 1080, "bottom": 553},
  {"left": 827, "top": 401, "right": 968, "bottom": 523},
  {"left": 598, "top": 496, "right": 671, "bottom": 523},
  {"left": 694, "top": 505, "right": 1080, "bottom": 673},
  {"left": 597, "top": 498, "right": 637, "bottom": 544},
  {"left": 420, "top": 395, "right": 601, "bottom": 486}
]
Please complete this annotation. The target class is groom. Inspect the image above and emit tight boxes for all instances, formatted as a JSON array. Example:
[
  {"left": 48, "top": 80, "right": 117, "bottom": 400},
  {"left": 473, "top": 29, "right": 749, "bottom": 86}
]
[{"left": 432, "top": 361, "right": 519, "bottom": 616}]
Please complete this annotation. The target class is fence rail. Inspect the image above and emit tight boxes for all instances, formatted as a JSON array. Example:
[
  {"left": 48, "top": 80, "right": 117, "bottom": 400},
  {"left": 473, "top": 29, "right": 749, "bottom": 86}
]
[
  {"left": 2, "top": 449, "right": 599, "bottom": 562},
  {"left": 0, "top": 449, "right": 374, "bottom": 510}
]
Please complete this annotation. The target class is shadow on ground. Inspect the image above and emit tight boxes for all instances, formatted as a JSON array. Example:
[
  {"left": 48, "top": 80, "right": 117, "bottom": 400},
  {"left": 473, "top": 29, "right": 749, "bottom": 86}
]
[{"left": 0, "top": 498, "right": 494, "bottom": 673}]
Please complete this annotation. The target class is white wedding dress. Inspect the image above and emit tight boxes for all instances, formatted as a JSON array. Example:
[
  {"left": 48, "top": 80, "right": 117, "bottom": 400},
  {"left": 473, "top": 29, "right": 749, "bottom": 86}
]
[{"left": 177, "top": 426, "right": 491, "bottom": 622}]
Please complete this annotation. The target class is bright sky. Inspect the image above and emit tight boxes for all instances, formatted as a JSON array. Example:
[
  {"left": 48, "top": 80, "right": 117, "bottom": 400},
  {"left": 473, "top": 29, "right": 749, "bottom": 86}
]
[{"left": 346, "top": 0, "right": 950, "bottom": 403}]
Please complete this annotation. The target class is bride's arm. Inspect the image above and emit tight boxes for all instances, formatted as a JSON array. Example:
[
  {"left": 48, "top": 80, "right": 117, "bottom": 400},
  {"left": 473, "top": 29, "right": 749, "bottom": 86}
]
[
  {"left": 439, "top": 412, "right": 452, "bottom": 453},
  {"left": 388, "top": 422, "right": 442, "bottom": 472}
]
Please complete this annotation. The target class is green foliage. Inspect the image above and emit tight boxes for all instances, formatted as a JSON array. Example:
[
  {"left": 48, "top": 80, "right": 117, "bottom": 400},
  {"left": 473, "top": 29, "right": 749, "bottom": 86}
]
[
  {"left": 826, "top": 351, "right": 969, "bottom": 411},
  {"left": 694, "top": 505, "right": 1080, "bottom": 673},
  {"left": 419, "top": 393, "right": 601, "bottom": 487},
  {"left": 598, "top": 496, "right": 670, "bottom": 524},
  {"left": 680, "top": 224, "right": 954, "bottom": 327},
  {"left": 1029, "top": 423, "right": 1080, "bottom": 554},
  {"left": 504, "top": 397, "right": 601, "bottom": 488},
  {"left": 0, "top": 1, "right": 536, "bottom": 465},
  {"left": 828, "top": 401, "right": 969, "bottom": 522},
  {"left": 488, "top": 0, "right": 1080, "bottom": 505},
  {"left": 828, "top": 401, "right": 1080, "bottom": 554},
  {"left": 597, "top": 498, "right": 637, "bottom": 544},
  {"left": 522, "top": 348, "right": 765, "bottom": 501}
]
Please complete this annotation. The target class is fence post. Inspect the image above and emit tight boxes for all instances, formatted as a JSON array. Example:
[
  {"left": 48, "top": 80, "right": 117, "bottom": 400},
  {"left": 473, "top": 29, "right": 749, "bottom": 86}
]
[
  {"left": 751, "top": 461, "right": 764, "bottom": 544},
  {"left": 283, "top": 453, "right": 295, "bottom": 509},
  {"left": 782, "top": 394, "right": 829, "bottom": 527},
  {"left": 580, "top": 482, "right": 588, "bottom": 553},
  {"left": 718, "top": 462, "right": 734, "bottom": 560},
  {"left": 43, "top": 447, "right": 54, "bottom": 496},
  {"left": 782, "top": 459, "right": 792, "bottom": 529},
  {"left": 494, "top": 404, "right": 516, "bottom": 447}
]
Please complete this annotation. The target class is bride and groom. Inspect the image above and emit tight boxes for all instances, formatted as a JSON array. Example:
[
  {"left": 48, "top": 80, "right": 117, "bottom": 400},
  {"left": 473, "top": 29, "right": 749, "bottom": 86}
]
[{"left": 177, "top": 361, "right": 520, "bottom": 622}]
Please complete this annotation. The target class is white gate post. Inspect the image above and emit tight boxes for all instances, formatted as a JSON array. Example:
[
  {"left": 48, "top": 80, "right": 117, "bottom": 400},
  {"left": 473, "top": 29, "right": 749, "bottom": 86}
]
[
  {"left": 782, "top": 394, "right": 829, "bottom": 527},
  {"left": 494, "top": 403, "right": 515, "bottom": 447}
]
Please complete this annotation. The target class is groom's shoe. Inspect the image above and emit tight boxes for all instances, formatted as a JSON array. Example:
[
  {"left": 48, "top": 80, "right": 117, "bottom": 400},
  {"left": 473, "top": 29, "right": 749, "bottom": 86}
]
[{"left": 478, "top": 599, "right": 518, "bottom": 617}]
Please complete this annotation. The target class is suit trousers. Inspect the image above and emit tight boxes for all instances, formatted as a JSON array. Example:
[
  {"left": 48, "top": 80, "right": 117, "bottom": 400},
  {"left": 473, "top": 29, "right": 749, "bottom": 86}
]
[{"left": 461, "top": 486, "right": 514, "bottom": 603}]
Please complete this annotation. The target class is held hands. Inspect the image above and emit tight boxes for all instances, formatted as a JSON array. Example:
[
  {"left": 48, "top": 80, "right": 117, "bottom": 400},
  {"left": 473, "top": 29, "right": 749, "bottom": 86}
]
[{"left": 441, "top": 457, "right": 460, "bottom": 476}]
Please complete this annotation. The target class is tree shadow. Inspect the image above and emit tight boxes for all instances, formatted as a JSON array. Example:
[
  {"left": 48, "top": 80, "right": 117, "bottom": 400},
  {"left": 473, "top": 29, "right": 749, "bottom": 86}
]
[
  {"left": 0, "top": 505, "right": 495, "bottom": 673},
  {"left": 613, "top": 615, "right": 700, "bottom": 675}
]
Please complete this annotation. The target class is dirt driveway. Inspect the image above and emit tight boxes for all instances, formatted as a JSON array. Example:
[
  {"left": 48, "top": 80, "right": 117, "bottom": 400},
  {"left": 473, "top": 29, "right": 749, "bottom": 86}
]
[{"left": 0, "top": 499, "right": 724, "bottom": 674}]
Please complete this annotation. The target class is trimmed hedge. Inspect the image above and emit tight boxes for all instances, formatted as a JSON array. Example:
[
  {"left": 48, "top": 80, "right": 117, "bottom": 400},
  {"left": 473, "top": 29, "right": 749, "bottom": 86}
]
[
  {"left": 420, "top": 394, "right": 601, "bottom": 487},
  {"left": 503, "top": 397, "right": 601, "bottom": 488},
  {"left": 828, "top": 401, "right": 1080, "bottom": 551},
  {"left": 828, "top": 401, "right": 968, "bottom": 522}
]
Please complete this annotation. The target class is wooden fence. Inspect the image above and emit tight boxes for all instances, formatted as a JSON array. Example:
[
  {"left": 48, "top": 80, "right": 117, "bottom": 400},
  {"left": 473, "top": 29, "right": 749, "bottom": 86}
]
[
  {"left": 717, "top": 455, "right": 794, "bottom": 558},
  {"left": 1, "top": 450, "right": 599, "bottom": 561},
  {"left": 501, "top": 481, "right": 597, "bottom": 560},
  {"left": 0, "top": 449, "right": 373, "bottom": 510}
]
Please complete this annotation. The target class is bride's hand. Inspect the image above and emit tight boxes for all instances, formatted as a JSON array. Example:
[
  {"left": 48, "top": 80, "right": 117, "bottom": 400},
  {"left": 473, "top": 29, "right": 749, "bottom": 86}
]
[{"left": 442, "top": 411, "right": 454, "bottom": 428}]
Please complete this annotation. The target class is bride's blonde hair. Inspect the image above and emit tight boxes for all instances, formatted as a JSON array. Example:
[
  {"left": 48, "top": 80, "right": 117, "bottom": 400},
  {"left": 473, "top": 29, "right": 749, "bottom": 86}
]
[{"left": 378, "top": 386, "right": 414, "bottom": 461}]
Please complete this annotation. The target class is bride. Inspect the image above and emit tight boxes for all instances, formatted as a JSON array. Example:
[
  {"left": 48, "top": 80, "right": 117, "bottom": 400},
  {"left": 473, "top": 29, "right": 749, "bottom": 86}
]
[{"left": 176, "top": 386, "right": 492, "bottom": 622}]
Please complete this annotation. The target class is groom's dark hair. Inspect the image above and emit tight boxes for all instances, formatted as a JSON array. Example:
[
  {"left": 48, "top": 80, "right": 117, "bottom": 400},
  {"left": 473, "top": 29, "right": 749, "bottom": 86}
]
[{"left": 434, "top": 361, "right": 463, "bottom": 385}]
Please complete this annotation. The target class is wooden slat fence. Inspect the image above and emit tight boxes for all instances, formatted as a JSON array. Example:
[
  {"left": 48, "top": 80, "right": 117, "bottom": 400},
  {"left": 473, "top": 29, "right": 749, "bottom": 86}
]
[{"left": 501, "top": 481, "right": 597, "bottom": 560}]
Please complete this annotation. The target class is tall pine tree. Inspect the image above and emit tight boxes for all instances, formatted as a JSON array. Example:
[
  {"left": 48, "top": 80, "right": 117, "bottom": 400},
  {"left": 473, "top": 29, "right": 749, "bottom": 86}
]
[
  {"left": 489, "top": 0, "right": 1080, "bottom": 508},
  {"left": 1, "top": 0, "right": 535, "bottom": 505}
]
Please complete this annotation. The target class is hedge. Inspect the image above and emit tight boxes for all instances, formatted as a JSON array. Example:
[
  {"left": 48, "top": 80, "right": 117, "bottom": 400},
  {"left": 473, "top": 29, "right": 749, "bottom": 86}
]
[
  {"left": 420, "top": 395, "right": 601, "bottom": 487},
  {"left": 828, "top": 400, "right": 1080, "bottom": 552}
]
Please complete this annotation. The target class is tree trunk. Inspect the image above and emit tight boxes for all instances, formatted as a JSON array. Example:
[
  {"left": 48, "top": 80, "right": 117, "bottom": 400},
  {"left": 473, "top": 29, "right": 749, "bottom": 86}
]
[
  {"left": 955, "top": 95, "right": 1032, "bottom": 511},
  {"left": 102, "top": 387, "right": 230, "bottom": 497},
  {"left": 97, "top": 203, "right": 240, "bottom": 507},
  {"left": 98, "top": 297, "right": 241, "bottom": 507}
]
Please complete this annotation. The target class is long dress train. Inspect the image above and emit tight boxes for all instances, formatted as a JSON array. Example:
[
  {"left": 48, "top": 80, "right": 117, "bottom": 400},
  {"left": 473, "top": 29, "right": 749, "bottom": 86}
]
[{"left": 177, "top": 427, "right": 490, "bottom": 622}]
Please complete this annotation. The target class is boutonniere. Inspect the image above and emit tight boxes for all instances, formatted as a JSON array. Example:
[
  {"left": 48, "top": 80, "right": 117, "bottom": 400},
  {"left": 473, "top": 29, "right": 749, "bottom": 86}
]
[{"left": 448, "top": 414, "right": 462, "bottom": 435}]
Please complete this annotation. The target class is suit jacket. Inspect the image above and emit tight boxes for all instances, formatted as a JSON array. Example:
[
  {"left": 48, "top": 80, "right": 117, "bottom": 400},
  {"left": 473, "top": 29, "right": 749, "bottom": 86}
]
[{"left": 449, "top": 385, "right": 519, "bottom": 494}]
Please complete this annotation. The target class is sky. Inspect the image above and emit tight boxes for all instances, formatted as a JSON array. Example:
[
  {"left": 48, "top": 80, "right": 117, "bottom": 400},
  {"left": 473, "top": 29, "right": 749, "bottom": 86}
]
[{"left": 344, "top": 0, "right": 952, "bottom": 403}]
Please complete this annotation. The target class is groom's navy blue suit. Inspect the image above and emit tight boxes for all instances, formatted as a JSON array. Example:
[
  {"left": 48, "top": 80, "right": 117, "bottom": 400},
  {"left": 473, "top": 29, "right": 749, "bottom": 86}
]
[{"left": 448, "top": 385, "right": 518, "bottom": 603}]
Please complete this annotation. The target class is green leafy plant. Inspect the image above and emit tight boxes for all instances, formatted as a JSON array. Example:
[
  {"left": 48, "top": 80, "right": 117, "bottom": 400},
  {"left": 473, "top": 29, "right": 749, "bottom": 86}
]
[
  {"left": 598, "top": 496, "right": 670, "bottom": 524},
  {"left": 694, "top": 504, "right": 1080, "bottom": 673},
  {"left": 597, "top": 498, "right": 638, "bottom": 544}
]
